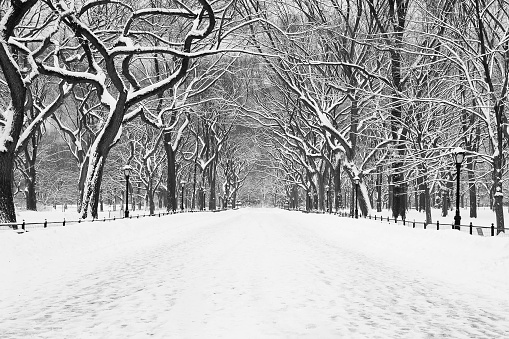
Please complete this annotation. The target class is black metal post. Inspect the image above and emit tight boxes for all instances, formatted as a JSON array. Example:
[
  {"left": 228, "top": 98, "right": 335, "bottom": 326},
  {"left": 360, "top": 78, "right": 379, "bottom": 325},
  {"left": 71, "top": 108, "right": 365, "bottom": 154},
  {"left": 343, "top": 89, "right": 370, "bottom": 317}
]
[
  {"left": 125, "top": 175, "right": 130, "bottom": 218},
  {"left": 454, "top": 163, "right": 461, "bottom": 230},
  {"left": 355, "top": 183, "right": 359, "bottom": 219}
]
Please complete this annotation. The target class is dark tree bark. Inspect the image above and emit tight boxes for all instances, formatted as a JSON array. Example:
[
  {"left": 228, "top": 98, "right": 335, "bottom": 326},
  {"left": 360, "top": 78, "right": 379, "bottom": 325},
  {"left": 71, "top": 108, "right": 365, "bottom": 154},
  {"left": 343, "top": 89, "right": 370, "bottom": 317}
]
[
  {"left": 0, "top": 154, "right": 16, "bottom": 222},
  {"left": 24, "top": 150, "right": 37, "bottom": 211},
  {"left": 391, "top": 164, "right": 407, "bottom": 220},
  {"left": 334, "top": 159, "right": 342, "bottom": 211},
  {"left": 164, "top": 132, "right": 177, "bottom": 212},
  {"left": 0, "top": 1, "right": 39, "bottom": 222},
  {"left": 208, "top": 160, "right": 217, "bottom": 210}
]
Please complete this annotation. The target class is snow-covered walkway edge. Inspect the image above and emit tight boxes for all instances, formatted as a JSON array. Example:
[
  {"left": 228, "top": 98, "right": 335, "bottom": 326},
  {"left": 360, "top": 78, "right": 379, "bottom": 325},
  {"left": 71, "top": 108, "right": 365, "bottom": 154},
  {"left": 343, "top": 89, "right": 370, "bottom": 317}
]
[{"left": 1, "top": 208, "right": 508, "bottom": 338}]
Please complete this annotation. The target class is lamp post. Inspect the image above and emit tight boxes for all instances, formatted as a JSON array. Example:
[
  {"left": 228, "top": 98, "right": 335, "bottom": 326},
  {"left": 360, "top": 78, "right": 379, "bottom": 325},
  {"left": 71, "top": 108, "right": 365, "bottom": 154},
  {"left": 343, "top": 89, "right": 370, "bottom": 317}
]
[
  {"left": 454, "top": 147, "right": 465, "bottom": 230},
  {"left": 354, "top": 176, "right": 360, "bottom": 219},
  {"left": 180, "top": 180, "right": 186, "bottom": 212},
  {"left": 123, "top": 165, "right": 132, "bottom": 218}
]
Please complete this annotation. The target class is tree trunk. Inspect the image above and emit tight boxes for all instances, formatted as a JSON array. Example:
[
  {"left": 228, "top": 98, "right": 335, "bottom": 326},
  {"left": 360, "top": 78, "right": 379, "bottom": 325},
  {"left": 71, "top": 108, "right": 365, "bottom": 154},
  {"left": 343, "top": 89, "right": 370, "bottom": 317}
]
[
  {"left": 25, "top": 172, "right": 37, "bottom": 211},
  {"left": 0, "top": 153, "right": 16, "bottom": 222},
  {"left": 391, "top": 163, "right": 407, "bottom": 220},
  {"left": 76, "top": 159, "right": 88, "bottom": 213},
  {"left": 208, "top": 161, "right": 217, "bottom": 210},
  {"left": 493, "top": 153, "right": 505, "bottom": 234},
  {"left": 0, "top": 3, "right": 34, "bottom": 223},
  {"left": 164, "top": 133, "right": 177, "bottom": 212},
  {"left": 441, "top": 188, "right": 448, "bottom": 217},
  {"left": 80, "top": 99, "right": 129, "bottom": 219},
  {"left": 318, "top": 171, "right": 325, "bottom": 212},
  {"left": 137, "top": 186, "right": 141, "bottom": 210},
  {"left": 292, "top": 185, "right": 299, "bottom": 209},
  {"left": 376, "top": 165, "right": 382, "bottom": 212},
  {"left": 424, "top": 184, "right": 432, "bottom": 224},
  {"left": 80, "top": 151, "right": 108, "bottom": 219},
  {"left": 148, "top": 188, "right": 155, "bottom": 215},
  {"left": 192, "top": 163, "right": 197, "bottom": 210},
  {"left": 388, "top": 174, "right": 393, "bottom": 211},
  {"left": 468, "top": 156, "right": 477, "bottom": 218},
  {"left": 334, "top": 159, "right": 342, "bottom": 211},
  {"left": 350, "top": 188, "right": 354, "bottom": 216}
]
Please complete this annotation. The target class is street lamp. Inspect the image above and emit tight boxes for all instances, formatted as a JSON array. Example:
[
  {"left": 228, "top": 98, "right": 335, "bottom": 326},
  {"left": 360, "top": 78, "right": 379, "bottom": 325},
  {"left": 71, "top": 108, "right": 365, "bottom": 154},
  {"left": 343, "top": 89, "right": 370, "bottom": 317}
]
[
  {"left": 354, "top": 175, "right": 360, "bottom": 219},
  {"left": 180, "top": 180, "right": 186, "bottom": 212},
  {"left": 453, "top": 147, "right": 466, "bottom": 230},
  {"left": 123, "top": 165, "right": 132, "bottom": 218}
]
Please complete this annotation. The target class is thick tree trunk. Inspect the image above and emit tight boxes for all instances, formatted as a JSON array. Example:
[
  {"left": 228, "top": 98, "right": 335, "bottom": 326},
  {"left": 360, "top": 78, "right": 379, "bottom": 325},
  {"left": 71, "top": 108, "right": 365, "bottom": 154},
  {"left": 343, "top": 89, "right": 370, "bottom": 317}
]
[
  {"left": 343, "top": 164, "right": 372, "bottom": 216},
  {"left": 80, "top": 101, "right": 128, "bottom": 219},
  {"left": 148, "top": 188, "right": 155, "bottom": 215},
  {"left": 0, "top": 3, "right": 34, "bottom": 223},
  {"left": 164, "top": 133, "right": 177, "bottom": 212},
  {"left": 357, "top": 183, "right": 369, "bottom": 217},
  {"left": 80, "top": 151, "right": 108, "bottom": 219},
  {"left": 0, "top": 153, "right": 16, "bottom": 222}
]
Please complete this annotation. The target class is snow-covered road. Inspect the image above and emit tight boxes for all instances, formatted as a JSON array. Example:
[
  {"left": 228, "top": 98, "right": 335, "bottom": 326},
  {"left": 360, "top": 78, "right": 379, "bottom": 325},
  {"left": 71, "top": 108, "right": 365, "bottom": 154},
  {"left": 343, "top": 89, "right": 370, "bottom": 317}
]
[{"left": 1, "top": 209, "right": 508, "bottom": 338}]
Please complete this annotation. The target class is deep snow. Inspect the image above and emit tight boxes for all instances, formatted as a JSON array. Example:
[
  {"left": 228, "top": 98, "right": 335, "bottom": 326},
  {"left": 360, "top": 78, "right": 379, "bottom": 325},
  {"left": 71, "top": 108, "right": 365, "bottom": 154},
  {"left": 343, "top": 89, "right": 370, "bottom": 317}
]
[{"left": 1, "top": 208, "right": 508, "bottom": 338}]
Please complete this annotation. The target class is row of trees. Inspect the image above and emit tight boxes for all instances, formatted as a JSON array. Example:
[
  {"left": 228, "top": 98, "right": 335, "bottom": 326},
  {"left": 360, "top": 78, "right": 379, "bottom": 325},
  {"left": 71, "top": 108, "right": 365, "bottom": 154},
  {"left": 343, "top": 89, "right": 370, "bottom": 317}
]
[
  {"left": 3, "top": 0, "right": 509, "bottom": 236},
  {"left": 233, "top": 0, "right": 509, "bottom": 234},
  {"left": 1, "top": 0, "right": 264, "bottom": 222}
]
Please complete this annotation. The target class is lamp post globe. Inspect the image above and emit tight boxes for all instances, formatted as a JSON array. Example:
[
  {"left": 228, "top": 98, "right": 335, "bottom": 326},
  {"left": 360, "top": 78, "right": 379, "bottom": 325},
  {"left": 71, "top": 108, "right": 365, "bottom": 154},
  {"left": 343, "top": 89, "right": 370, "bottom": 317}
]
[
  {"left": 123, "top": 165, "right": 132, "bottom": 218},
  {"left": 453, "top": 147, "right": 466, "bottom": 229},
  {"left": 354, "top": 176, "right": 360, "bottom": 219}
]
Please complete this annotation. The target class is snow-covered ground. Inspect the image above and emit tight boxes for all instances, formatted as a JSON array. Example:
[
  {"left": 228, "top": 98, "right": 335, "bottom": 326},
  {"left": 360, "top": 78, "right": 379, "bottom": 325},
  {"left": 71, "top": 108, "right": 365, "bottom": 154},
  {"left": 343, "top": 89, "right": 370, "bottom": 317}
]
[{"left": 1, "top": 208, "right": 508, "bottom": 338}]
